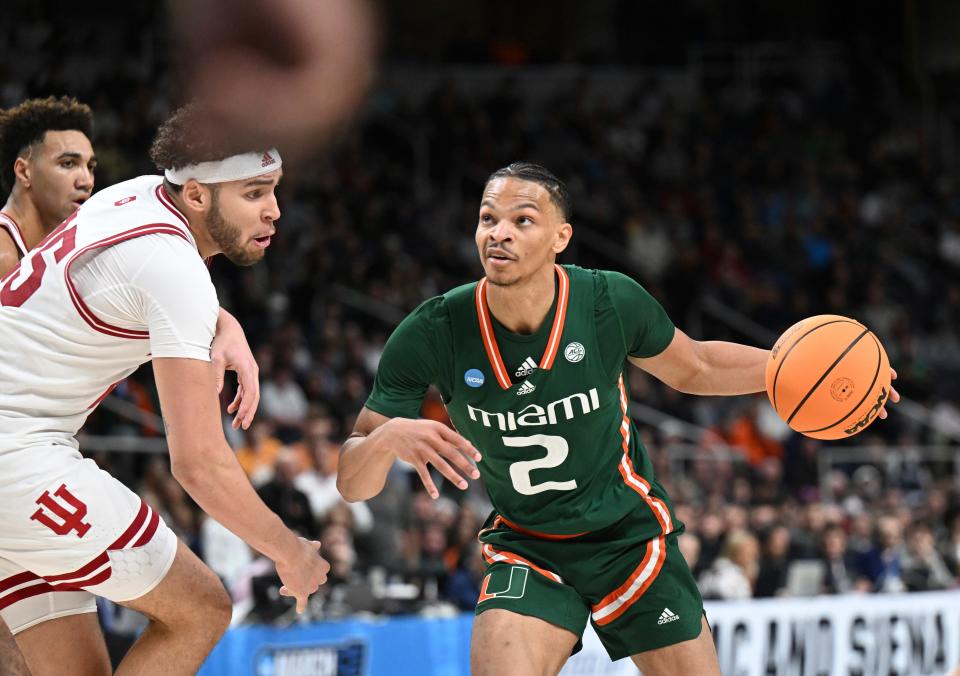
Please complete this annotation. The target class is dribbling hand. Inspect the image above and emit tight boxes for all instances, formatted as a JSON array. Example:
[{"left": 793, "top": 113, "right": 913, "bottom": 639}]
[
  {"left": 380, "top": 418, "right": 482, "bottom": 499},
  {"left": 878, "top": 368, "right": 900, "bottom": 420},
  {"left": 276, "top": 538, "right": 330, "bottom": 613}
]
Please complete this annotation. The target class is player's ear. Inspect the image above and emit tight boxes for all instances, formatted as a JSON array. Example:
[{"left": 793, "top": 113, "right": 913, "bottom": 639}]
[
  {"left": 13, "top": 156, "right": 30, "bottom": 189},
  {"left": 553, "top": 222, "right": 572, "bottom": 254},
  {"left": 181, "top": 179, "right": 212, "bottom": 212}
]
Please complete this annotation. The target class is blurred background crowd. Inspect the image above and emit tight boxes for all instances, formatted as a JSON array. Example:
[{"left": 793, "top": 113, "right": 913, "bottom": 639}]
[{"left": 3, "top": 0, "right": 960, "bottom": 632}]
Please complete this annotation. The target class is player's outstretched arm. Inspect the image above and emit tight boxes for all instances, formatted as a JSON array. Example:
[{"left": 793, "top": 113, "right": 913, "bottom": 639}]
[
  {"left": 153, "top": 356, "right": 329, "bottom": 613},
  {"left": 629, "top": 327, "right": 901, "bottom": 413},
  {"left": 629, "top": 327, "right": 769, "bottom": 396},
  {"left": 338, "top": 407, "right": 482, "bottom": 502}
]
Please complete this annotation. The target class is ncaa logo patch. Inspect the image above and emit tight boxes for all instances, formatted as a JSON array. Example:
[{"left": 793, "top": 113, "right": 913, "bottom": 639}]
[
  {"left": 564, "top": 342, "right": 585, "bottom": 363},
  {"left": 464, "top": 369, "right": 485, "bottom": 388}
]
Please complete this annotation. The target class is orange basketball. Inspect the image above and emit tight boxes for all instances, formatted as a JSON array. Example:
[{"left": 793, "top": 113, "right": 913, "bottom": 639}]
[{"left": 765, "top": 315, "right": 891, "bottom": 440}]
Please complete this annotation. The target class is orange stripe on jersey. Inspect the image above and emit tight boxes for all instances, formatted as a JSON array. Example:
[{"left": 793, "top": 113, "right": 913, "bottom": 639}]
[
  {"left": 474, "top": 265, "right": 572, "bottom": 388},
  {"left": 615, "top": 375, "right": 673, "bottom": 533},
  {"left": 475, "top": 278, "right": 512, "bottom": 389},
  {"left": 481, "top": 543, "right": 564, "bottom": 584},
  {"left": 539, "top": 264, "right": 570, "bottom": 370},
  {"left": 591, "top": 535, "right": 667, "bottom": 626},
  {"left": 498, "top": 514, "right": 587, "bottom": 540}
]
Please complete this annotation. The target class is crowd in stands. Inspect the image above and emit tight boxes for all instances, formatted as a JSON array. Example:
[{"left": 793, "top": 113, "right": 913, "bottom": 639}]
[{"left": 4, "top": 8, "right": 960, "bottom": 624}]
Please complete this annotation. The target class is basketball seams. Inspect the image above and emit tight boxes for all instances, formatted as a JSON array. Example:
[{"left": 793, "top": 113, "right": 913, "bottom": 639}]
[
  {"left": 771, "top": 319, "right": 862, "bottom": 412},
  {"left": 797, "top": 333, "right": 883, "bottom": 434},
  {"left": 785, "top": 328, "right": 869, "bottom": 425}
]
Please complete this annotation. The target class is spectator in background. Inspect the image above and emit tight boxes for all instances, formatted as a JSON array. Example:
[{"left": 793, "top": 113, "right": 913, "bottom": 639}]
[
  {"left": 260, "top": 365, "right": 309, "bottom": 442},
  {"left": 943, "top": 512, "right": 960, "bottom": 577},
  {"left": 695, "top": 511, "right": 726, "bottom": 576},
  {"left": 138, "top": 457, "right": 198, "bottom": 546},
  {"left": 235, "top": 419, "right": 286, "bottom": 486},
  {"left": 783, "top": 436, "right": 822, "bottom": 500},
  {"left": 791, "top": 503, "right": 831, "bottom": 559},
  {"left": 678, "top": 532, "right": 702, "bottom": 574},
  {"left": 200, "top": 517, "right": 254, "bottom": 591},
  {"left": 445, "top": 542, "right": 485, "bottom": 611},
  {"left": 320, "top": 522, "right": 359, "bottom": 586},
  {"left": 725, "top": 397, "right": 783, "bottom": 468},
  {"left": 754, "top": 525, "right": 792, "bottom": 597},
  {"left": 901, "top": 521, "right": 955, "bottom": 591},
  {"left": 295, "top": 418, "right": 374, "bottom": 534},
  {"left": 698, "top": 529, "right": 760, "bottom": 600},
  {"left": 257, "top": 448, "right": 317, "bottom": 538},
  {"left": 858, "top": 514, "right": 906, "bottom": 593},
  {"left": 819, "top": 524, "right": 866, "bottom": 595}
]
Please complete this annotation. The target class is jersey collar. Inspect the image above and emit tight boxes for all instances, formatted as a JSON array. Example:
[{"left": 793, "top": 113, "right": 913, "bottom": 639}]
[{"left": 474, "top": 263, "right": 570, "bottom": 390}]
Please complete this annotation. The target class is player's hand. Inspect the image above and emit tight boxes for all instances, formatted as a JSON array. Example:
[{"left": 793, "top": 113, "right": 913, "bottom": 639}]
[
  {"left": 379, "top": 418, "right": 482, "bottom": 499},
  {"left": 276, "top": 538, "right": 330, "bottom": 614},
  {"left": 878, "top": 368, "right": 900, "bottom": 420},
  {"left": 171, "top": 0, "right": 376, "bottom": 158},
  {"left": 211, "top": 308, "right": 260, "bottom": 430}
]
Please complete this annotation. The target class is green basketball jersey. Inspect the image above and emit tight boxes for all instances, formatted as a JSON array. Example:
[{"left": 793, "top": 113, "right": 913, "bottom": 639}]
[{"left": 366, "top": 264, "right": 680, "bottom": 540}]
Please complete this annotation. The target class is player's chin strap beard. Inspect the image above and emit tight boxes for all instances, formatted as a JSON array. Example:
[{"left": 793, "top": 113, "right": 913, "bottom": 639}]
[{"left": 164, "top": 149, "right": 282, "bottom": 185}]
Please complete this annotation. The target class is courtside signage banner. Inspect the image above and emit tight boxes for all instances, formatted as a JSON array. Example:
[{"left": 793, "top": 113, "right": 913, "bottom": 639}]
[
  {"left": 563, "top": 591, "right": 960, "bottom": 676},
  {"left": 201, "top": 592, "right": 959, "bottom": 674}
]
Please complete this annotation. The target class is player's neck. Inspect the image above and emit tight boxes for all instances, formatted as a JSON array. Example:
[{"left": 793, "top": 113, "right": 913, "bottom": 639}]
[
  {"left": 2, "top": 192, "right": 49, "bottom": 250},
  {"left": 166, "top": 191, "right": 219, "bottom": 258},
  {"left": 485, "top": 264, "right": 556, "bottom": 335}
]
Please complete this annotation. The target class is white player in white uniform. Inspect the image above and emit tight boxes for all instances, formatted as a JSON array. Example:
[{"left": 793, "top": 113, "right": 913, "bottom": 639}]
[
  {"left": 0, "top": 96, "right": 97, "bottom": 279},
  {"left": 0, "top": 104, "right": 330, "bottom": 675}
]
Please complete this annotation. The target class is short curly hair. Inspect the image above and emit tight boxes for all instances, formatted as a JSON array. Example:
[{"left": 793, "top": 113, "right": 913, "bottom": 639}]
[
  {"left": 0, "top": 96, "right": 94, "bottom": 194},
  {"left": 486, "top": 162, "right": 571, "bottom": 221},
  {"left": 150, "top": 104, "right": 270, "bottom": 180}
]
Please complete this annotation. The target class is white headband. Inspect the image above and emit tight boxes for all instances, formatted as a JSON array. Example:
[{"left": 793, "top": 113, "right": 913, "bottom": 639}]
[{"left": 164, "top": 149, "right": 282, "bottom": 185}]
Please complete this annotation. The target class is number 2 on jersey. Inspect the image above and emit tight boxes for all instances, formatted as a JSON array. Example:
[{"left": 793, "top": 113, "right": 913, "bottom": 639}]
[
  {"left": 0, "top": 221, "right": 78, "bottom": 307},
  {"left": 505, "top": 434, "right": 578, "bottom": 495}
]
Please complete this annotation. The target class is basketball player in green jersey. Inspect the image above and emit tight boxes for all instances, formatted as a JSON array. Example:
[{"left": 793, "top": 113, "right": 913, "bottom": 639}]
[{"left": 337, "top": 163, "right": 895, "bottom": 675}]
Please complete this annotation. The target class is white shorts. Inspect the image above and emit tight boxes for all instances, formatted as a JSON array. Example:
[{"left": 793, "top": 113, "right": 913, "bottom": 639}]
[{"left": 0, "top": 447, "right": 178, "bottom": 634}]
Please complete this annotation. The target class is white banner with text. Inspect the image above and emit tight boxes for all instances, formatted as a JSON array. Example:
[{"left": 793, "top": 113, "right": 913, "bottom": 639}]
[{"left": 562, "top": 591, "right": 960, "bottom": 676}]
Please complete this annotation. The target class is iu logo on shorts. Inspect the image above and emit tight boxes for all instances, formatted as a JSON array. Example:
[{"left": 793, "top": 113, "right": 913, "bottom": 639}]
[{"left": 30, "top": 484, "right": 91, "bottom": 538}]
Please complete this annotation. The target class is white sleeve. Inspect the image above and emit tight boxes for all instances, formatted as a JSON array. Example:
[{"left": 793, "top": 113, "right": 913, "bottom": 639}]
[{"left": 71, "top": 233, "right": 219, "bottom": 361}]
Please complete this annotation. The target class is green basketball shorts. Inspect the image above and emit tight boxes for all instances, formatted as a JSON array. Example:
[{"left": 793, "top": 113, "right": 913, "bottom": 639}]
[{"left": 474, "top": 511, "right": 705, "bottom": 660}]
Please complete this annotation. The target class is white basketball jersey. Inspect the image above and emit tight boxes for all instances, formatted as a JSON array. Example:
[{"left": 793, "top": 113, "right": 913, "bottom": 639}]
[
  {"left": 0, "top": 175, "right": 203, "bottom": 453},
  {"left": 0, "top": 211, "right": 28, "bottom": 259}
]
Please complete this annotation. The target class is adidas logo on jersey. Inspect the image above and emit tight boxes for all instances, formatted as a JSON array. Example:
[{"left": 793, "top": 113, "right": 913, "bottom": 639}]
[
  {"left": 515, "top": 357, "right": 538, "bottom": 378},
  {"left": 517, "top": 381, "right": 536, "bottom": 396},
  {"left": 657, "top": 608, "right": 680, "bottom": 625}
]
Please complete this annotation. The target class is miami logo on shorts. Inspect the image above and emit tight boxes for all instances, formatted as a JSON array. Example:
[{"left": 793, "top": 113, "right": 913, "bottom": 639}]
[{"left": 478, "top": 565, "right": 529, "bottom": 603}]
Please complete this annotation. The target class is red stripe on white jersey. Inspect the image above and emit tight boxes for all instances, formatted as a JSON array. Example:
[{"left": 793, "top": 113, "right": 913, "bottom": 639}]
[
  {"left": 155, "top": 185, "right": 191, "bottom": 230},
  {"left": 0, "top": 500, "right": 161, "bottom": 610},
  {"left": 109, "top": 501, "right": 150, "bottom": 550},
  {"left": 64, "top": 224, "right": 189, "bottom": 339},
  {"left": 0, "top": 211, "right": 28, "bottom": 259},
  {"left": 0, "top": 572, "right": 41, "bottom": 595},
  {"left": 0, "top": 581, "right": 59, "bottom": 611},
  {"left": 43, "top": 553, "right": 109, "bottom": 583}
]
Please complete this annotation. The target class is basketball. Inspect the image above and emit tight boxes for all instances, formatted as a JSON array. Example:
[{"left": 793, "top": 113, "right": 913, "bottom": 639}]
[{"left": 765, "top": 315, "right": 892, "bottom": 440}]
